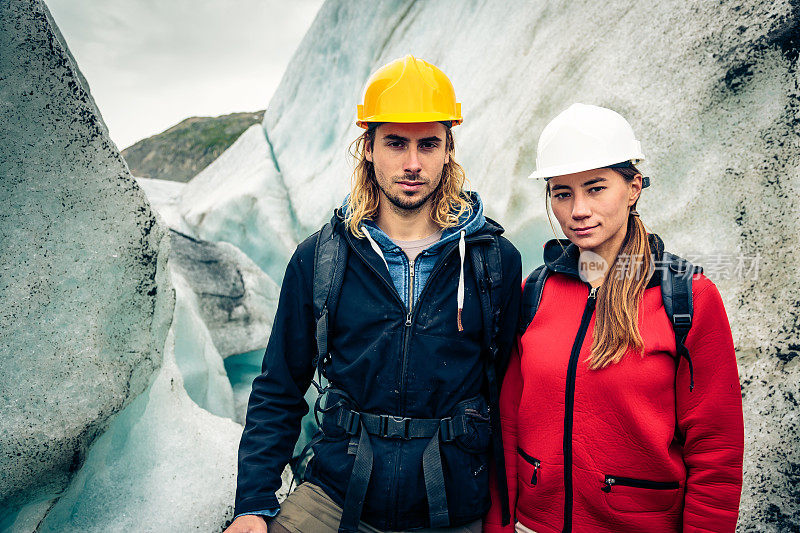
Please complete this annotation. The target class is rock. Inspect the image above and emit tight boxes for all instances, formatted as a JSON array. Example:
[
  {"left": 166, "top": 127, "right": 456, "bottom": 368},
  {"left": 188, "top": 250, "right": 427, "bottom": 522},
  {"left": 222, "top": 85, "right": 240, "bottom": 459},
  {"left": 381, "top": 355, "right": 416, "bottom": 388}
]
[
  {"left": 168, "top": 229, "right": 279, "bottom": 359},
  {"left": 0, "top": 0, "right": 168, "bottom": 515},
  {"left": 121, "top": 111, "right": 266, "bottom": 183}
]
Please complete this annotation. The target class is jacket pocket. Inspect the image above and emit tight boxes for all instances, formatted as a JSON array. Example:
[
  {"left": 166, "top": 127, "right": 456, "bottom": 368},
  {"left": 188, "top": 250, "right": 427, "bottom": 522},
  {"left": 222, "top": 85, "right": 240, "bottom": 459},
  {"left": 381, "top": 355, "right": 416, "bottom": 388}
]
[
  {"left": 440, "top": 397, "right": 492, "bottom": 520},
  {"left": 452, "top": 395, "right": 491, "bottom": 454},
  {"left": 517, "top": 447, "right": 541, "bottom": 486},
  {"left": 601, "top": 474, "right": 681, "bottom": 513}
]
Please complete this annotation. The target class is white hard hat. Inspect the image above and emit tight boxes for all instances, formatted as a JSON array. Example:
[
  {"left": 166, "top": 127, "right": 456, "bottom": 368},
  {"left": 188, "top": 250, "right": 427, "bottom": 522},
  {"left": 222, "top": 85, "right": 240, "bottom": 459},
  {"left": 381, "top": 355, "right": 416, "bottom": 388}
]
[{"left": 528, "top": 103, "right": 645, "bottom": 180}]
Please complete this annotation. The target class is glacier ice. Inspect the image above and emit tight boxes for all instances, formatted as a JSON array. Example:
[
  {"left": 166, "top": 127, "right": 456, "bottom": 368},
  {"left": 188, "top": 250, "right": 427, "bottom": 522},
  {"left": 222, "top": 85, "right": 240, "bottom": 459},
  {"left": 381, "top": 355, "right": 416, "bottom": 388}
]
[
  {"left": 134, "top": 177, "right": 196, "bottom": 235},
  {"left": 178, "top": 124, "right": 303, "bottom": 283},
  {"left": 170, "top": 267, "right": 236, "bottom": 419},
  {"left": 0, "top": 0, "right": 257, "bottom": 530},
  {"left": 32, "top": 325, "right": 242, "bottom": 533},
  {"left": 224, "top": 349, "right": 266, "bottom": 425},
  {"left": 2, "top": 0, "right": 799, "bottom": 530}
]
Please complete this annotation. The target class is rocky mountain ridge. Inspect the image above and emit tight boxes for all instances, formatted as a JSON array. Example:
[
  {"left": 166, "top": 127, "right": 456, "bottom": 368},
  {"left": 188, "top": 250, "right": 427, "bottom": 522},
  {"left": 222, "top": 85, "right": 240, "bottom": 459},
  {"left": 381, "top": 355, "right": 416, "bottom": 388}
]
[{"left": 121, "top": 110, "right": 265, "bottom": 182}]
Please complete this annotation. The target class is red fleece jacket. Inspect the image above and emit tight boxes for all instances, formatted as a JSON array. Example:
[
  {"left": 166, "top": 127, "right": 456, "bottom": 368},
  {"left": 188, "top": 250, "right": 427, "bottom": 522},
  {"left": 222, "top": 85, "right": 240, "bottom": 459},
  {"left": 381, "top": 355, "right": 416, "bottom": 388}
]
[{"left": 485, "top": 270, "right": 744, "bottom": 533}]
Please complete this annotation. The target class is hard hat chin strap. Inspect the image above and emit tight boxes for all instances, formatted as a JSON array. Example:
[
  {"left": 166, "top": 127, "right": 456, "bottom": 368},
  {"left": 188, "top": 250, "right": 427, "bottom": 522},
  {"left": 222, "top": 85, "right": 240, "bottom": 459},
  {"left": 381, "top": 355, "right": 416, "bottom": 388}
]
[{"left": 605, "top": 161, "right": 651, "bottom": 189}]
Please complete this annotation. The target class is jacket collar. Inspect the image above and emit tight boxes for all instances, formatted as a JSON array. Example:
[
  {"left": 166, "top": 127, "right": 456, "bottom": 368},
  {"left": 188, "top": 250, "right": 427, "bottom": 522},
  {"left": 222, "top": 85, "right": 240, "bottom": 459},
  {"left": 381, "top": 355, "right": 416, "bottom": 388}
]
[
  {"left": 543, "top": 233, "right": 665, "bottom": 289},
  {"left": 330, "top": 193, "right": 501, "bottom": 290}
]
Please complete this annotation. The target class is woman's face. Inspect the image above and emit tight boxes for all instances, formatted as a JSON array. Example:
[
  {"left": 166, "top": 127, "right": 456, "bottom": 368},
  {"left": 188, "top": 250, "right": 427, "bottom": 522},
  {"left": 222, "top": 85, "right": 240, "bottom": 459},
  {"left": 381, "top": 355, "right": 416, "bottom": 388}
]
[{"left": 548, "top": 168, "right": 642, "bottom": 259}]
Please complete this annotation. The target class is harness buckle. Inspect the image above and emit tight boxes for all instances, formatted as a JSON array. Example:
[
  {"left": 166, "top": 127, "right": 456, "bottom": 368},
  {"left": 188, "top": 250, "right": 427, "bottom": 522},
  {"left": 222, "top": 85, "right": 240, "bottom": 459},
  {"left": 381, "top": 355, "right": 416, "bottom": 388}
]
[
  {"left": 439, "top": 417, "right": 455, "bottom": 442},
  {"left": 669, "top": 259, "right": 690, "bottom": 275},
  {"left": 672, "top": 313, "right": 692, "bottom": 329},
  {"left": 342, "top": 410, "right": 361, "bottom": 436},
  {"left": 380, "top": 415, "right": 411, "bottom": 439}
]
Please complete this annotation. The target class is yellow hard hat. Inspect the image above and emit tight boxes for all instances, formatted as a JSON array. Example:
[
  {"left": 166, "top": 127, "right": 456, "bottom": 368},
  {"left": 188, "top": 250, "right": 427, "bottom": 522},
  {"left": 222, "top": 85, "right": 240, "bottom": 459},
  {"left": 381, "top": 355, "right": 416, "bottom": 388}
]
[{"left": 356, "top": 55, "right": 463, "bottom": 129}]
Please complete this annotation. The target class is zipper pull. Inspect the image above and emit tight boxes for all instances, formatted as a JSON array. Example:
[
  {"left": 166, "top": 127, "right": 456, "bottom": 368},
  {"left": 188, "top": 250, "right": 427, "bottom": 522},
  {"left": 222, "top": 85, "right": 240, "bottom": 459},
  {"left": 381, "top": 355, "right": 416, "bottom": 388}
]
[
  {"left": 588, "top": 286, "right": 598, "bottom": 300},
  {"left": 531, "top": 460, "right": 541, "bottom": 486},
  {"left": 405, "top": 312, "right": 412, "bottom": 327},
  {"left": 602, "top": 476, "right": 615, "bottom": 493}
]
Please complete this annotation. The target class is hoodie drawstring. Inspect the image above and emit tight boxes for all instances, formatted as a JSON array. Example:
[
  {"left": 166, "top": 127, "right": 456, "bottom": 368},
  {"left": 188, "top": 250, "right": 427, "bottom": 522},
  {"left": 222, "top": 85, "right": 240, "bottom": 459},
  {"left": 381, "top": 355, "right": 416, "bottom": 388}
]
[
  {"left": 366, "top": 225, "right": 466, "bottom": 332},
  {"left": 362, "top": 227, "right": 390, "bottom": 273},
  {"left": 457, "top": 229, "right": 466, "bottom": 332}
]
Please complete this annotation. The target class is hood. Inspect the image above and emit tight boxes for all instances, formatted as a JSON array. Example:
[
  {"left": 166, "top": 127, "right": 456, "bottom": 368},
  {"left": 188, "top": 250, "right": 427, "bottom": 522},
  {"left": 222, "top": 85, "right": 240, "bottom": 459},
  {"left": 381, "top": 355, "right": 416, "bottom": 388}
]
[
  {"left": 542, "top": 233, "right": 665, "bottom": 288},
  {"left": 335, "top": 191, "right": 490, "bottom": 252},
  {"left": 332, "top": 191, "right": 496, "bottom": 333}
]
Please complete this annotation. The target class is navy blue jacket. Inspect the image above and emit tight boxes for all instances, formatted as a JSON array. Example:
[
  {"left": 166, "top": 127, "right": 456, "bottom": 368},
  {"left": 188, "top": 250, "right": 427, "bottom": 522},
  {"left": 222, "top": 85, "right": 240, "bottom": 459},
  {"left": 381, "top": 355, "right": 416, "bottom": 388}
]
[{"left": 234, "top": 205, "right": 521, "bottom": 530}]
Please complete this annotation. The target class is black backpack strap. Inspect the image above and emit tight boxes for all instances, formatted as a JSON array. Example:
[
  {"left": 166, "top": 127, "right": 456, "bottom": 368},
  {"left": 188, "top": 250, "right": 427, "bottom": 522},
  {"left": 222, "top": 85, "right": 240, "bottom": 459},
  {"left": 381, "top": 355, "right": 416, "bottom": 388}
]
[
  {"left": 519, "top": 265, "right": 550, "bottom": 335},
  {"left": 469, "top": 236, "right": 503, "bottom": 354},
  {"left": 469, "top": 236, "right": 510, "bottom": 526},
  {"left": 339, "top": 424, "right": 373, "bottom": 532},
  {"left": 312, "top": 222, "right": 348, "bottom": 381},
  {"left": 290, "top": 223, "right": 348, "bottom": 491},
  {"left": 660, "top": 251, "right": 701, "bottom": 392},
  {"left": 330, "top": 404, "right": 479, "bottom": 531},
  {"left": 309, "top": 224, "right": 377, "bottom": 533}
]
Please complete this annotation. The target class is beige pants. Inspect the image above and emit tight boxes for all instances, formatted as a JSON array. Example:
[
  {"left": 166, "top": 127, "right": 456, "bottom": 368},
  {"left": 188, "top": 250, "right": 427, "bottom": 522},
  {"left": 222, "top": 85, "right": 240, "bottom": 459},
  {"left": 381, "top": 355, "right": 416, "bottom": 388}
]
[
  {"left": 514, "top": 522, "right": 537, "bottom": 533},
  {"left": 269, "top": 482, "right": 482, "bottom": 533}
]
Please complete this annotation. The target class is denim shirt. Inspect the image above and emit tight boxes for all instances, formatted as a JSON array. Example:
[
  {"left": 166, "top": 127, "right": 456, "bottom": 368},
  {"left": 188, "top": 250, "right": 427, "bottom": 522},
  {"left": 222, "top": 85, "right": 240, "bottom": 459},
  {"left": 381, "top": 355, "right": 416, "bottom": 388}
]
[{"left": 361, "top": 193, "right": 486, "bottom": 311}]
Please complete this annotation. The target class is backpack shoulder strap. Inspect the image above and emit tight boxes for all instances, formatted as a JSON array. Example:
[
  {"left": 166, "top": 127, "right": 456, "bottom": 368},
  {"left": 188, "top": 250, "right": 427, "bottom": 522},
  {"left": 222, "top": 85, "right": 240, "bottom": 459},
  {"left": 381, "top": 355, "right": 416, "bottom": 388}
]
[
  {"left": 660, "top": 251, "right": 702, "bottom": 391},
  {"left": 519, "top": 264, "right": 550, "bottom": 335},
  {"left": 312, "top": 222, "right": 348, "bottom": 375},
  {"left": 468, "top": 235, "right": 510, "bottom": 525},
  {"left": 468, "top": 235, "right": 503, "bottom": 357},
  {"left": 292, "top": 223, "right": 349, "bottom": 489}
]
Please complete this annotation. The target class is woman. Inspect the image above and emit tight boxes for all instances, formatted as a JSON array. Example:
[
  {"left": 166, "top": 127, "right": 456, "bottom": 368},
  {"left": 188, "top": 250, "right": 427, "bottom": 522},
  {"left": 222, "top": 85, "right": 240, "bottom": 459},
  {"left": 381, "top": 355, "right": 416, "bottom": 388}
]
[{"left": 484, "top": 104, "right": 744, "bottom": 532}]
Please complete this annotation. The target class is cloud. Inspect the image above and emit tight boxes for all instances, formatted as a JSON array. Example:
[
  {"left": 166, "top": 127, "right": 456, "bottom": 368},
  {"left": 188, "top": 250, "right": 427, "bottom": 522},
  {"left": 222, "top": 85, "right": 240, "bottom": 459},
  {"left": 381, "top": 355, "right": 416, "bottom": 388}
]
[{"left": 45, "top": 0, "right": 323, "bottom": 149}]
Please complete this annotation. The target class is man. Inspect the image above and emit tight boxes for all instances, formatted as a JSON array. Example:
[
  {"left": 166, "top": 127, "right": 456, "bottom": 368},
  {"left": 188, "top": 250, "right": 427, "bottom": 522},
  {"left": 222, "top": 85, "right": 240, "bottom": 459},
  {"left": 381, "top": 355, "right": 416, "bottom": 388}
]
[{"left": 225, "top": 55, "right": 521, "bottom": 533}]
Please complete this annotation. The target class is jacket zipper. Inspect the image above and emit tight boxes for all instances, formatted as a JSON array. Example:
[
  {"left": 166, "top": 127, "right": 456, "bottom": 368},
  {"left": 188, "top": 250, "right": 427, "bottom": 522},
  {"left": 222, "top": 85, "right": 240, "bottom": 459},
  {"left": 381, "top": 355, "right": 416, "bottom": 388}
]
[
  {"left": 517, "top": 447, "right": 541, "bottom": 485},
  {"left": 345, "top": 229, "right": 494, "bottom": 415},
  {"left": 399, "top": 235, "right": 493, "bottom": 415},
  {"left": 563, "top": 285, "right": 597, "bottom": 532},
  {"left": 344, "top": 230, "right": 407, "bottom": 311},
  {"left": 601, "top": 475, "right": 679, "bottom": 492},
  {"left": 344, "top": 229, "right": 492, "bottom": 526}
]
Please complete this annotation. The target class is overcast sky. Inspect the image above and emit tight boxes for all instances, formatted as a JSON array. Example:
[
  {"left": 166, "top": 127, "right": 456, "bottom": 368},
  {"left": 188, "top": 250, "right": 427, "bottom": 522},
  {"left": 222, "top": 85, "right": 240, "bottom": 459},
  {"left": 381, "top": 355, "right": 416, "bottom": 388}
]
[{"left": 45, "top": 0, "right": 323, "bottom": 150}]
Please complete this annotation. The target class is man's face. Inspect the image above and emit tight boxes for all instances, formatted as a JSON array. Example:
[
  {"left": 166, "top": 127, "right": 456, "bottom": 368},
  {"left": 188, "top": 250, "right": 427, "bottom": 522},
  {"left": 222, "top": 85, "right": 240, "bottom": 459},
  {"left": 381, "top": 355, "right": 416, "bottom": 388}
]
[{"left": 365, "top": 122, "right": 450, "bottom": 211}]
